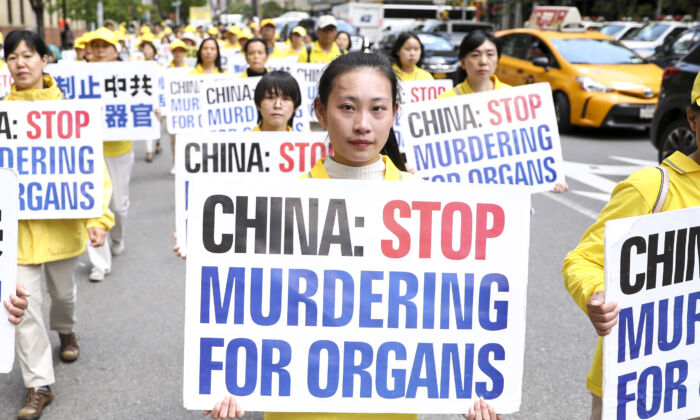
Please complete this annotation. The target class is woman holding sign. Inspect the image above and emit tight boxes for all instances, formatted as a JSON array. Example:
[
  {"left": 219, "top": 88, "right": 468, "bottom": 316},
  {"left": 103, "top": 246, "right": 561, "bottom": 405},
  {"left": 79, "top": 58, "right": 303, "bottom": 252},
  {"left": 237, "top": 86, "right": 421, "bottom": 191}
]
[
  {"left": 3, "top": 29, "right": 115, "bottom": 420},
  {"left": 563, "top": 74, "right": 700, "bottom": 420},
  {"left": 390, "top": 32, "right": 434, "bottom": 82},
  {"left": 252, "top": 71, "right": 301, "bottom": 132},
  {"left": 190, "top": 37, "right": 225, "bottom": 74},
  {"left": 239, "top": 38, "right": 269, "bottom": 78},
  {"left": 206, "top": 52, "right": 506, "bottom": 420}
]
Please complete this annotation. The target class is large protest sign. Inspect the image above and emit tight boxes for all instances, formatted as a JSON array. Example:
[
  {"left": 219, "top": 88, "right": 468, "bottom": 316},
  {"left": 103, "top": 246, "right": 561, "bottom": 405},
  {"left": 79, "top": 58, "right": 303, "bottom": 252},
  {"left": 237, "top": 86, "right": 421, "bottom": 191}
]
[
  {"left": 288, "top": 64, "right": 325, "bottom": 125},
  {"left": 602, "top": 207, "right": 700, "bottom": 420},
  {"left": 395, "top": 80, "right": 454, "bottom": 152},
  {"left": 46, "top": 61, "right": 160, "bottom": 141},
  {"left": 0, "top": 100, "right": 104, "bottom": 219},
  {"left": 183, "top": 177, "right": 530, "bottom": 413},
  {"left": 0, "top": 168, "right": 18, "bottom": 373},
  {"left": 174, "top": 131, "right": 328, "bottom": 256},
  {"left": 400, "top": 83, "right": 565, "bottom": 193}
]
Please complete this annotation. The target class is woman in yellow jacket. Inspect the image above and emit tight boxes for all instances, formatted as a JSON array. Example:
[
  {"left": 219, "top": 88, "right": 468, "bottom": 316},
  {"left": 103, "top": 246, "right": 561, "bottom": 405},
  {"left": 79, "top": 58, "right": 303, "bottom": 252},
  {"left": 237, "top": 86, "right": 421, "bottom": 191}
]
[
  {"left": 206, "top": 52, "right": 492, "bottom": 420},
  {"left": 239, "top": 38, "right": 269, "bottom": 78},
  {"left": 251, "top": 71, "right": 301, "bottom": 132},
  {"left": 562, "top": 73, "right": 700, "bottom": 420},
  {"left": 190, "top": 37, "right": 226, "bottom": 75},
  {"left": 3, "top": 30, "right": 114, "bottom": 420},
  {"left": 86, "top": 27, "right": 133, "bottom": 281},
  {"left": 390, "top": 32, "right": 434, "bottom": 82}
]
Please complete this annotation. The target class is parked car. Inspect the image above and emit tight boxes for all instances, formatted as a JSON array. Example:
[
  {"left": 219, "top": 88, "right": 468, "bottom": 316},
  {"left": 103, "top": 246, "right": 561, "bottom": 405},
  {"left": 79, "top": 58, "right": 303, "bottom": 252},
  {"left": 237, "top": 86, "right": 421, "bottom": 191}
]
[
  {"left": 379, "top": 32, "right": 460, "bottom": 82},
  {"left": 496, "top": 28, "right": 663, "bottom": 132},
  {"left": 650, "top": 42, "right": 700, "bottom": 161},
  {"left": 620, "top": 21, "right": 692, "bottom": 58},
  {"left": 599, "top": 21, "right": 645, "bottom": 40},
  {"left": 420, "top": 20, "right": 495, "bottom": 49},
  {"left": 648, "top": 24, "right": 700, "bottom": 69}
]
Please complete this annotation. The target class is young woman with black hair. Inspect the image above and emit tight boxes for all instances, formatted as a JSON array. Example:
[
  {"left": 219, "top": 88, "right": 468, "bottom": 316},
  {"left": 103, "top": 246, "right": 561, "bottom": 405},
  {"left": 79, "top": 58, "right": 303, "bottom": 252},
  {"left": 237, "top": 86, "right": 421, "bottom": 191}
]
[
  {"left": 240, "top": 38, "right": 269, "bottom": 78},
  {"left": 191, "top": 37, "right": 225, "bottom": 74},
  {"left": 390, "top": 32, "right": 433, "bottom": 82},
  {"left": 252, "top": 71, "right": 301, "bottom": 131}
]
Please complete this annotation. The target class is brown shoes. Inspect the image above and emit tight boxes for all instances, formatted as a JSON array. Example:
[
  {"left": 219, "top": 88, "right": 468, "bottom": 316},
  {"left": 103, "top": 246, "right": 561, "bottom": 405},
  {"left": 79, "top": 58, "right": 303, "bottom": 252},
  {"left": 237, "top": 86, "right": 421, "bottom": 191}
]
[
  {"left": 18, "top": 386, "right": 53, "bottom": 420},
  {"left": 58, "top": 332, "right": 79, "bottom": 362}
]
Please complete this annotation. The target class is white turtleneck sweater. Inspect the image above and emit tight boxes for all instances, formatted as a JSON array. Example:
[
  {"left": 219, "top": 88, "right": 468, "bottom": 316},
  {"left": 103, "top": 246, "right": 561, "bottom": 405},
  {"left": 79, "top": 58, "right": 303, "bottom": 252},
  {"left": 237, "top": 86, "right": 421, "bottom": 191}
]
[{"left": 322, "top": 157, "right": 385, "bottom": 180}]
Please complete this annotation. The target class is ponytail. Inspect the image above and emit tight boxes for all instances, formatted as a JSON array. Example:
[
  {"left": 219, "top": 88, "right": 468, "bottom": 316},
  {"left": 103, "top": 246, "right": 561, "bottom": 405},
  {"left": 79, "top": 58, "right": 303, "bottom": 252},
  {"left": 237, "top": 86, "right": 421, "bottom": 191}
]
[{"left": 381, "top": 127, "right": 407, "bottom": 172}]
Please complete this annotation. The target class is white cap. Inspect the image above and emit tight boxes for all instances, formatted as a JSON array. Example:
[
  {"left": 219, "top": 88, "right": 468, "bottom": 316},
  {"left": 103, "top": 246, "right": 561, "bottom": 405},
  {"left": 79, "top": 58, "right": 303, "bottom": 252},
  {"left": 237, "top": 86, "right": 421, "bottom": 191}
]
[{"left": 317, "top": 15, "right": 338, "bottom": 29}]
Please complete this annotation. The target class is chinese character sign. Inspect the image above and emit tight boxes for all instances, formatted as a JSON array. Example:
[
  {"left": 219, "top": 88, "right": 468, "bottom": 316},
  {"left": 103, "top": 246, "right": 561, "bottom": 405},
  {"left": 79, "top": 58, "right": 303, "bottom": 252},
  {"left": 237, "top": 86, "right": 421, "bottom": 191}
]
[
  {"left": 183, "top": 177, "right": 531, "bottom": 414},
  {"left": 602, "top": 207, "right": 700, "bottom": 420},
  {"left": 46, "top": 61, "right": 160, "bottom": 141},
  {"left": 0, "top": 168, "right": 18, "bottom": 373},
  {"left": 0, "top": 100, "right": 105, "bottom": 219}
]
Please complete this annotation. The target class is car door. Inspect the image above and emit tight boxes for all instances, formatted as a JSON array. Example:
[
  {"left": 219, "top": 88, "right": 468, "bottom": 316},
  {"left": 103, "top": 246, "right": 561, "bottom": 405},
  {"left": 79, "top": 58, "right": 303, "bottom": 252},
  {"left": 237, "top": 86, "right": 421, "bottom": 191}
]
[{"left": 496, "top": 33, "right": 531, "bottom": 85}]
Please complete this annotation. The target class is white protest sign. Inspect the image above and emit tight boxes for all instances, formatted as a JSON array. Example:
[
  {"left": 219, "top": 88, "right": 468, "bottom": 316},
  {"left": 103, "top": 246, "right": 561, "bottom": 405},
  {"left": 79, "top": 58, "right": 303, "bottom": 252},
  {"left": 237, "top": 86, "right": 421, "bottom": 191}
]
[
  {"left": 46, "top": 61, "right": 160, "bottom": 141},
  {"left": 288, "top": 64, "right": 325, "bottom": 125},
  {"left": 221, "top": 50, "right": 247, "bottom": 74},
  {"left": 0, "top": 100, "right": 105, "bottom": 219},
  {"left": 183, "top": 177, "right": 530, "bottom": 413},
  {"left": 0, "top": 65, "right": 13, "bottom": 99},
  {"left": 174, "top": 131, "right": 329, "bottom": 256},
  {"left": 0, "top": 168, "right": 18, "bottom": 373},
  {"left": 395, "top": 80, "right": 454, "bottom": 152},
  {"left": 602, "top": 206, "right": 700, "bottom": 420},
  {"left": 164, "top": 73, "right": 245, "bottom": 134},
  {"left": 401, "top": 83, "right": 565, "bottom": 193}
]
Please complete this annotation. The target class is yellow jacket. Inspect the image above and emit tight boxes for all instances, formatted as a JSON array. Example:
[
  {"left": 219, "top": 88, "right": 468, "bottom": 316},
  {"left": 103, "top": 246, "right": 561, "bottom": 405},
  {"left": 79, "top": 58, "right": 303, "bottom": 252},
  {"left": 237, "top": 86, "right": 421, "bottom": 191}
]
[
  {"left": 251, "top": 125, "right": 291, "bottom": 131},
  {"left": 437, "top": 75, "right": 510, "bottom": 99},
  {"left": 392, "top": 64, "right": 434, "bottom": 81},
  {"left": 562, "top": 151, "right": 700, "bottom": 397},
  {"left": 190, "top": 64, "right": 226, "bottom": 75},
  {"left": 271, "top": 156, "right": 418, "bottom": 420},
  {"left": 297, "top": 41, "right": 344, "bottom": 64},
  {"left": 5, "top": 75, "right": 115, "bottom": 265}
]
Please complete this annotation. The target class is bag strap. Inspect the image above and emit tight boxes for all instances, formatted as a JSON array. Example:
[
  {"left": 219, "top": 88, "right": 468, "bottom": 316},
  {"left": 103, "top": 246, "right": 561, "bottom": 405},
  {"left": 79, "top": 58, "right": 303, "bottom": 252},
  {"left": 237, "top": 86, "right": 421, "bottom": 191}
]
[
  {"left": 652, "top": 166, "right": 669, "bottom": 214},
  {"left": 306, "top": 44, "right": 312, "bottom": 63}
]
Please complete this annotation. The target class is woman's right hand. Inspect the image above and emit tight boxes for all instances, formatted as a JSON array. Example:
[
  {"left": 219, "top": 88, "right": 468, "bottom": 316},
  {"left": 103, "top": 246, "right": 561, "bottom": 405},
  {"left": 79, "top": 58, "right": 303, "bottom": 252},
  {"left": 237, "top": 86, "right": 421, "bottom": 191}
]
[
  {"left": 463, "top": 398, "right": 501, "bottom": 420},
  {"left": 173, "top": 232, "right": 186, "bottom": 259},
  {"left": 203, "top": 396, "right": 244, "bottom": 419}
]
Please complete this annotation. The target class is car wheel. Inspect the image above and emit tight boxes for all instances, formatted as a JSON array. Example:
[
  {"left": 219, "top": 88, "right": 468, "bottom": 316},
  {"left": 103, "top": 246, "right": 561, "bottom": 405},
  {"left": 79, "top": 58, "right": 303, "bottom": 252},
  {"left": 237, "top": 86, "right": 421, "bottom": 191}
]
[
  {"left": 658, "top": 117, "right": 697, "bottom": 162},
  {"left": 554, "top": 92, "right": 571, "bottom": 133}
]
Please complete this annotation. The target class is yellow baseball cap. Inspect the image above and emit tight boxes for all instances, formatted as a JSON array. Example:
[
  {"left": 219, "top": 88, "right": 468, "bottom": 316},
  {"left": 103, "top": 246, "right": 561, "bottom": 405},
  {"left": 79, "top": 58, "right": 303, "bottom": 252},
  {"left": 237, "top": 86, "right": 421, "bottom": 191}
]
[
  {"left": 207, "top": 26, "right": 219, "bottom": 35},
  {"left": 260, "top": 19, "right": 276, "bottom": 29},
  {"left": 291, "top": 26, "right": 307, "bottom": 37},
  {"left": 73, "top": 34, "right": 87, "bottom": 49},
  {"left": 239, "top": 29, "right": 253, "bottom": 40},
  {"left": 164, "top": 27, "right": 173, "bottom": 35},
  {"left": 170, "top": 39, "right": 187, "bottom": 51},
  {"left": 137, "top": 33, "right": 155, "bottom": 47},
  {"left": 692, "top": 72, "right": 700, "bottom": 106},
  {"left": 141, "top": 26, "right": 152, "bottom": 34},
  {"left": 89, "top": 27, "right": 119, "bottom": 47},
  {"left": 184, "top": 24, "right": 196, "bottom": 33},
  {"left": 227, "top": 25, "right": 240, "bottom": 35}
]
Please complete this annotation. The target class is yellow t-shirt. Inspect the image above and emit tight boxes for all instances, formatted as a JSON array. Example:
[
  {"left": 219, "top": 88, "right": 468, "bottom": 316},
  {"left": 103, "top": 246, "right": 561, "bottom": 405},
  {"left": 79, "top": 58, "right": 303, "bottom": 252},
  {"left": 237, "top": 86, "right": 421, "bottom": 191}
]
[
  {"left": 251, "top": 124, "right": 292, "bottom": 131},
  {"left": 189, "top": 64, "right": 226, "bottom": 75},
  {"left": 297, "top": 41, "right": 344, "bottom": 64},
  {"left": 392, "top": 64, "right": 434, "bottom": 81},
  {"left": 437, "top": 75, "right": 510, "bottom": 99},
  {"left": 562, "top": 151, "right": 700, "bottom": 397}
]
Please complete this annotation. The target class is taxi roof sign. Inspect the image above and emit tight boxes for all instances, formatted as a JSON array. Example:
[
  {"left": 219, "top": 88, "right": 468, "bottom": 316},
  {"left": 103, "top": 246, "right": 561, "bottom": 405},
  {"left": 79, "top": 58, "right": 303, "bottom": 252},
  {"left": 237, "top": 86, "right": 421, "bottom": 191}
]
[{"left": 525, "top": 6, "right": 585, "bottom": 31}]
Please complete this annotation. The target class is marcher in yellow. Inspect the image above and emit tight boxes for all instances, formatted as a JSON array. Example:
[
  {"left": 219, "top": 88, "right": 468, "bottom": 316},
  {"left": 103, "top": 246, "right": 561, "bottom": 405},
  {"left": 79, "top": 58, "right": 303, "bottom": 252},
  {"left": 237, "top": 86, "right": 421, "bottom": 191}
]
[
  {"left": 563, "top": 72, "right": 700, "bottom": 420},
  {"left": 222, "top": 26, "right": 240, "bottom": 50},
  {"left": 297, "top": 15, "right": 345, "bottom": 64},
  {"left": 86, "top": 27, "right": 133, "bottom": 281},
  {"left": 190, "top": 37, "right": 226, "bottom": 74},
  {"left": 390, "top": 32, "right": 433, "bottom": 81},
  {"left": 239, "top": 38, "right": 268, "bottom": 78},
  {"left": 3, "top": 29, "right": 114, "bottom": 420},
  {"left": 168, "top": 39, "right": 189, "bottom": 68},
  {"left": 284, "top": 26, "right": 308, "bottom": 60},
  {"left": 251, "top": 71, "right": 301, "bottom": 131}
]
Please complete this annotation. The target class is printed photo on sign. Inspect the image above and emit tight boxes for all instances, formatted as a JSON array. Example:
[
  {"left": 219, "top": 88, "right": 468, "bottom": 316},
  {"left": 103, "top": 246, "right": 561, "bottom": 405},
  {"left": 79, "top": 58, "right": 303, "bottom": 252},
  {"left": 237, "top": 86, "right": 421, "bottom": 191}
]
[
  {"left": 0, "top": 168, "right": 18, "bottom": 373},
  {"left": 0, "top": 100, "right": 105, "bottom": 219},
  {"left": 602, "top": 207, "right": 700, "bottom": 420},
  {"left": 400, "top": 83, "right": 566, "bottom": 193},
  {"left": 46, "top": 61, "right": 160, "bottom": 141},
  {"left": 182, "top": 177, "right": 531, "bottom": 413},
  {"left": 395, "top": 80, "right": 454, "bottom": 152},
  {"left": 174, "top": 131, "right": 329, "bottom": 255}
]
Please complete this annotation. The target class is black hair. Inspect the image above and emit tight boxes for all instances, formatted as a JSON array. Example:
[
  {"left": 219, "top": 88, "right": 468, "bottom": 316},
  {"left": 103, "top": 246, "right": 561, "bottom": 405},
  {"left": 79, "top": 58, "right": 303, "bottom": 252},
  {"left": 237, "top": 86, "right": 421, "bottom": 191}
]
[
  {"left": 390, "top": 32, "right": 424, "bottom": 68},
  {"left": 139, "top": 41, "right": 157, "bottom": 60},
  {"left": 195, "top": 37, "right": 223, "bottom": 72},
  {"left": 244, "top": 37, "right": 268, "bottom": 57},
  {"left": 456, "top": 30, "right": 501, "bottom": 84},
  {"left": 317, "top": 51, "right": 406, "bottom": 171},
  {"left": 336, "top": 31, "right": 352, "bottom": 50},
  {"left": 254, "top": 70, "right": 302, "bottom": 128},
  {"left": 3, "top": 30, "right": 49, "bottom": 61}
]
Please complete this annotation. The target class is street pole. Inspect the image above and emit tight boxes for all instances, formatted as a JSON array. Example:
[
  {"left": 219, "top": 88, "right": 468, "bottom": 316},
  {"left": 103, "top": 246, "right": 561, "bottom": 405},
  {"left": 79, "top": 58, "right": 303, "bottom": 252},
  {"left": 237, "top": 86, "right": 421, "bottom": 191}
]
[{"left": 97, "top": 0, "right": 103, "bottom": 28}]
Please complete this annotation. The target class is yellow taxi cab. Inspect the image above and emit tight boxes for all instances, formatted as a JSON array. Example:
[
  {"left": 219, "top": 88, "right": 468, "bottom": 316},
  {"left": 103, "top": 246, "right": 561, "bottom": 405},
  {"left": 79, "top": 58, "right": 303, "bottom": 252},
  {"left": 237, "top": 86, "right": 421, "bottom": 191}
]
[{"left": 494, "top": 28, "right": 663, "bottom": 131}]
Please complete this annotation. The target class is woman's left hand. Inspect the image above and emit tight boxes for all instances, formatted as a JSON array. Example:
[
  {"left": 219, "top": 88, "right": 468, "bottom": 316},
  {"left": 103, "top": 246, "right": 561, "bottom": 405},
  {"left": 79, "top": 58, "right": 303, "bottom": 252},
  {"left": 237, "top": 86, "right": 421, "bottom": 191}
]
[
  {"left": 5, "top": 283, "right": 30, "bottom": 325},
  {"left": 551, "top": 181, "right": 569, "bottom": 193},
  {"left": 462, "top": 398, "right": 501, "bottom": 420}
]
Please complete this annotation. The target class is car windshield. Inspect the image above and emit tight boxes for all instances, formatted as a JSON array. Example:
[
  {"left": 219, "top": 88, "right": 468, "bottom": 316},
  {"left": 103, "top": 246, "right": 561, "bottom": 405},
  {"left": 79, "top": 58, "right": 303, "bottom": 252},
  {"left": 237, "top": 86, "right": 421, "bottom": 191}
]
[
  {"left": 600, "top": 24, "right": 625, "bottom": 37},
  {"left": 624, "top": 23, "right": 670, "bottom": 41},
  {"left": 417, "top": 34, "right": 453, "bottom": 51},
  {"left": 550, "top": 38, "right": 646, "bottom": 64}
]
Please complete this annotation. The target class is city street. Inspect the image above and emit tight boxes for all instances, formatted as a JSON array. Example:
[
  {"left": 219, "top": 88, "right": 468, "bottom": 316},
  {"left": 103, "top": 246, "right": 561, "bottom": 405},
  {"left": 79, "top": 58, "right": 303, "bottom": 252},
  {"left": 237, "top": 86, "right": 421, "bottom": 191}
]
[{"left": 0, "top": 126, "right": 660, "bottom": 419}]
